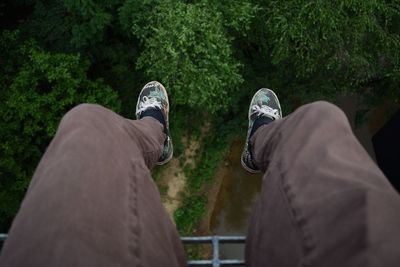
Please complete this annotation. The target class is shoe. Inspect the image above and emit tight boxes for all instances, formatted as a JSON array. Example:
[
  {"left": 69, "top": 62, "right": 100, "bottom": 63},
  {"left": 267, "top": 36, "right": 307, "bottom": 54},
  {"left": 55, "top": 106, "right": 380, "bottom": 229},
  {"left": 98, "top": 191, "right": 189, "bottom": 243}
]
[
  {"left": 136, "top": 81, "right": 173, "bottom": 165},
  {"left": 241, "top": 88, "right": 282, "bottom": 173}
]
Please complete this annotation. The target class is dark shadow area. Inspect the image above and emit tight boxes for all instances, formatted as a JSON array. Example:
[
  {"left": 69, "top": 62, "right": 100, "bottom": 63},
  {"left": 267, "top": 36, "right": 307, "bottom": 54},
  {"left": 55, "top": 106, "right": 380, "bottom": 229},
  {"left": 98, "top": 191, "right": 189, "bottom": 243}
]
[
  {"left": 373, "top": 109, "right": 400, "bottom": 193},
  {"left": 0, "top": 0, "right": 33, "bottom": 30}
]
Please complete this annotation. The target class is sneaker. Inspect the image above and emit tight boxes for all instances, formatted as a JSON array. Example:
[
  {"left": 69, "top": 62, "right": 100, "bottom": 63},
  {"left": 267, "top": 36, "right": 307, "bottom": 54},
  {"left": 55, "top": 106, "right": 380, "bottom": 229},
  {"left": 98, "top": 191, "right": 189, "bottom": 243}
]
[
  {"left": 136, "top": 81, "right": 173, "bottom": 165},
  {"left": 241, "top": 88, "right": 282, "bottom": 173}
]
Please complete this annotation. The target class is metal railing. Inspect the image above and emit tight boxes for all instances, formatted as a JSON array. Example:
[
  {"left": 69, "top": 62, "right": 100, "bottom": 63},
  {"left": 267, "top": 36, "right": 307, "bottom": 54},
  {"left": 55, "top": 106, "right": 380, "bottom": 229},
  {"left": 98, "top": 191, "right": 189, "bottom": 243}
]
[
  {"left": 0, "top": 233, "right": 6, "bottom": 242},
  {"left": 0, "top": 234, "right": 246, "bottom": 266},
  {"left": 181, "top": 236, "right": 245, "bottom": 267}
]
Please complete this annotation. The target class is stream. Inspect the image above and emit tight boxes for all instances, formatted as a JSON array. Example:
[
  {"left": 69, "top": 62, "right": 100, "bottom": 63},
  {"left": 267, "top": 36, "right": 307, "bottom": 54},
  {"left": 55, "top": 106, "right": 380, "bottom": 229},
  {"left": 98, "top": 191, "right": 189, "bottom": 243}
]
[{"left": 210, "top": 139, "right": 262, "bottom": 260}]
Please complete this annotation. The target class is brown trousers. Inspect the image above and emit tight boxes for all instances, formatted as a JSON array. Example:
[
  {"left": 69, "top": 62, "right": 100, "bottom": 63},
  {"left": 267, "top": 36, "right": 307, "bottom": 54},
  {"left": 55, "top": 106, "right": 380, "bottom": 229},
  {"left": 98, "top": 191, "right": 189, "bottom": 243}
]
[{"left": 1, "top": 101, "right": 399, "bottom": 267}]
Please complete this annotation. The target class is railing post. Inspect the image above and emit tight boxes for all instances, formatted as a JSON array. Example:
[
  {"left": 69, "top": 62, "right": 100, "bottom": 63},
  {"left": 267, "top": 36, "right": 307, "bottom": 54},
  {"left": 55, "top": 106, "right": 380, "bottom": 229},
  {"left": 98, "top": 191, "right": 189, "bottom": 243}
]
[{"left": 212, "top": 236, "right": 220, "bottom": 267}]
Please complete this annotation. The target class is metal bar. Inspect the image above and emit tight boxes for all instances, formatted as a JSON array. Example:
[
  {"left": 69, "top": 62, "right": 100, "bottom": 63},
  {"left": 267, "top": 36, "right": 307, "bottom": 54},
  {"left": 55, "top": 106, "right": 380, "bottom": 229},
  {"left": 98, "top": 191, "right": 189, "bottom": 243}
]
[
  {"left": 188, "top": 260, "right": 245, "bottom": 266},
  {"left": 181, "top": 236, "right": 245, "bottom": 244},
  {"left": 212, "top": 236, "right": 219, "bottom": 267},
  {"left": 0, "top": 234, "right": 7, "bottom": 241},
  {"left": 188, "top": 260, "right": 213, "bottom": 266}
]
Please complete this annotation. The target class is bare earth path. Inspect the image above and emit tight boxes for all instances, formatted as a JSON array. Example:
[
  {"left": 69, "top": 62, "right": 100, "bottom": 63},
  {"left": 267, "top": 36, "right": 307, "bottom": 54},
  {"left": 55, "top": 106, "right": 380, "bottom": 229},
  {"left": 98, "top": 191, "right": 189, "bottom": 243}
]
[{"left": 157, "top": 133, "right": 205, "bottom": 220}]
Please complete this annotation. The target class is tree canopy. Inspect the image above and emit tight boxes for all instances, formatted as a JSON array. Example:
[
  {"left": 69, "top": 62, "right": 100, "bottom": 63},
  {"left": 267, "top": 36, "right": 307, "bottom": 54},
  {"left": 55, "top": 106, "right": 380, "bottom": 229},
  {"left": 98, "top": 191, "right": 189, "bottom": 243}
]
[
  {"left": 1, "top": 0, "right": 399, "bottom": 231},
  {"left": 0, "top": 30, "right": 120, "bottom": 229}
]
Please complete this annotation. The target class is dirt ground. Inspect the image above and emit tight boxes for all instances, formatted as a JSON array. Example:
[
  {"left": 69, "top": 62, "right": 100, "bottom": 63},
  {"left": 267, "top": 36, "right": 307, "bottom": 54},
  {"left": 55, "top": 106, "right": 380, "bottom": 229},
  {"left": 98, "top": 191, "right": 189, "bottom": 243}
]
[{"left": 157, "top": 137, "right": 204, "bottom": 220}]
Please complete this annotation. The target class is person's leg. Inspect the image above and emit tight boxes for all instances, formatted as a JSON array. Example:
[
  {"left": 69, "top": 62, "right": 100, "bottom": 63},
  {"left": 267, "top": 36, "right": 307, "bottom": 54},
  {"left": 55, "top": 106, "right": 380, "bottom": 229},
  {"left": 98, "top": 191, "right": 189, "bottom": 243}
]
[
  {"left": 0, "top": 85, "right": 185, "bottom": 266},
  {"left": 245, "top": 101, "right": 400, "bottom": 267}
]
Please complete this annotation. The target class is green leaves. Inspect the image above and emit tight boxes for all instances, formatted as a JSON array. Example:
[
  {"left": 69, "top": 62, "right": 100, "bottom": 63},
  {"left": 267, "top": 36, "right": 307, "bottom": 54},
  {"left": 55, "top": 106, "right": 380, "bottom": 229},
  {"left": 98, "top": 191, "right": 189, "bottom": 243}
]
[
  {"left": 65, "top": 0, "right": 114, "bottom": 48},
  {"left": 0, "top": 31, "right": 120, "bottom": 230},
  {"left": 2, "top": 0, "right": 399, "bottom": 232},
  {"left": 122, "top": 1, "right": 246, "bottom": 113},
  {"left": 268, "top": 0, "right": 399, "bottom": 79},
  {"left": 241, "top": 0, "right": 400, "bottom": 107},
  {"left": 24, "top": 0, "right": 118, "bottom": 51}
]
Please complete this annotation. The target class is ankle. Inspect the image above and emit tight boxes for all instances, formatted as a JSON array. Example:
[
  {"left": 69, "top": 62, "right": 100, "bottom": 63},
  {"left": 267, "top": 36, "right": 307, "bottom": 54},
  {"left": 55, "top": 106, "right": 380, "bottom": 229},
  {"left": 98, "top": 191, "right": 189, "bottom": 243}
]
[
  {"left": 140, "top": 108, "right": 167, "bottom": 135},
  {"left": 249, "top": 116, "right": 273, "bottom": 139}
]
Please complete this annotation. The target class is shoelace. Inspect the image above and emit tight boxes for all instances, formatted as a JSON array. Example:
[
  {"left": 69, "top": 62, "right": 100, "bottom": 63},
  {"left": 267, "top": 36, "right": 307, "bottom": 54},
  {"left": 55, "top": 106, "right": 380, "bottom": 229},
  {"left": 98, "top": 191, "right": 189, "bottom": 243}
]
[
  {"left": 252, "top": 105, "right": 280, "bottom": 120},
  {"left": 137, "top": 95, "right": 162, "bottom": 116}
]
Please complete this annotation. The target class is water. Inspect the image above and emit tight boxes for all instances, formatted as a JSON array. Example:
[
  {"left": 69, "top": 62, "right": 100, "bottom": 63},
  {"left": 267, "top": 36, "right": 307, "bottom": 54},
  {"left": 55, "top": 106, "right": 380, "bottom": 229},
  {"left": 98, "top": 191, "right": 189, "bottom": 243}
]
[{"left": 210, "top": 139, "right": 262, "bottom": 260}]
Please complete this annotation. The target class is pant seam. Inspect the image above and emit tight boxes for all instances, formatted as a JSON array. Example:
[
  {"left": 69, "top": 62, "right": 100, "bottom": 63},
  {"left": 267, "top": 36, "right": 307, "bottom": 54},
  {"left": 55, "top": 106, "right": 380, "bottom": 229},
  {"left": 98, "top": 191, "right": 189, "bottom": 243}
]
[
  {"left": 276, "top": 165, "right": 316, "bottom": 266},
  {"left": 128, "top": 163, "right": 142, "bottom": 266}
]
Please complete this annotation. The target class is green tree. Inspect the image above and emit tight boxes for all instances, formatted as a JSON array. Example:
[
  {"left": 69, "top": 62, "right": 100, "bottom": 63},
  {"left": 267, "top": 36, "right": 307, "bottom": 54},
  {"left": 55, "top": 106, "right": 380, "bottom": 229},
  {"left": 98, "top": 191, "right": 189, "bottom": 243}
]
[
  {"left": 2, "top": 0, "right": 400, "bottom": 235},
  {"left": 0, "top": 31, "right": 120, "bottom": 231},
  {"left": 246, "top": 0, "right": 400, "bottom": 106},
  {"left": 22, "top": 0, "right": 144, "bottom": 117},
  {"left": 22, "top": 0, "right": 122, "bottom": 51},
  {"left": 120, "top": 1, "right": 255, "bottom": 113}
]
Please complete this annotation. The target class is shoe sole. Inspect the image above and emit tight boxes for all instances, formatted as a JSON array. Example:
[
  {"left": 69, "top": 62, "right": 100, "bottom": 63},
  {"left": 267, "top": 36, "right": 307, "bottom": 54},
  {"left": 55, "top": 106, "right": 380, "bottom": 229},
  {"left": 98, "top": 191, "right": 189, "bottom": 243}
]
[
  {"left": 240, "top": 156, "right": 261, "bottom": 174},
  {"left": 156, "top": 138, "right": 173, "bottom": 166},
  {"left": 241, "top": 88, "right": 282, "bottom": 174},
  {"left": 136, "top": 81, "right": 173, "bottom": 166}
]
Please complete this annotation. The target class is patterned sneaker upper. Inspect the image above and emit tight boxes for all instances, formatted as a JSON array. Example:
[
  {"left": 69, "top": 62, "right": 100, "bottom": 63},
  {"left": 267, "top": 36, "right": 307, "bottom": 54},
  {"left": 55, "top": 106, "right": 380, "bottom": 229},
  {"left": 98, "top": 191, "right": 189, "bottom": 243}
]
[
  {"left": 241, "top": 88, "right": 282, "bottom": 173},
  {"left": 136, "top": 81, "right": 173, "bottom": 165}
]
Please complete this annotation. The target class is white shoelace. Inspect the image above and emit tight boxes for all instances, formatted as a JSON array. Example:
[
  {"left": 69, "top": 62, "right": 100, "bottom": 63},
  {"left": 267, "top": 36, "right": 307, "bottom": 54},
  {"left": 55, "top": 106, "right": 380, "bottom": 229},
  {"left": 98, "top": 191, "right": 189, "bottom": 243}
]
[
  {"left": 137, "top": 96, "right": 162, "bottom": 116},
  {"left": 252, "top": 105, "right": 280, "bottom": 120}
]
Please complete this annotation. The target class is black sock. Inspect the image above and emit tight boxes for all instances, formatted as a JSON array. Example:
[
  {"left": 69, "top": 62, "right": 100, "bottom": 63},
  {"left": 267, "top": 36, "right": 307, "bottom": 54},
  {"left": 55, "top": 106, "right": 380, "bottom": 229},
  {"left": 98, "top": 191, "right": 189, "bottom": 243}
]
[
  {"left": 140, "top": 108, "right": 167, "bottom": 135},
  {"left": 249, "top": 116, "right": 273, "bottom": 139}
]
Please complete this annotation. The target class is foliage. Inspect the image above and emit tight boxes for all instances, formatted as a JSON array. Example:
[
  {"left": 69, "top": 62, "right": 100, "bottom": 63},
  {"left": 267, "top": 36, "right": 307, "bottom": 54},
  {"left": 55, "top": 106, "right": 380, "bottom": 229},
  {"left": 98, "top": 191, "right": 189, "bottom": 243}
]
[
  {"left": 1, "top": 0, "right": 400, "bottom": 233},
  {"left": 174, "top": 116, "right": 243, "bottom": 235},
  {"left": 22, "top": 0, "right": 120, "bottom": 51},
  {"left": 21, "top": 0, "right": 141, "bottom": 117},
  {"left": 249, "top": 0, "right": 400, "bottom": 103},
  {"left": 0, "top": 31, "right": 120, "bottom": 230},
  {"left": 126, "top": 1, "right": 246, "bottom": 113}
]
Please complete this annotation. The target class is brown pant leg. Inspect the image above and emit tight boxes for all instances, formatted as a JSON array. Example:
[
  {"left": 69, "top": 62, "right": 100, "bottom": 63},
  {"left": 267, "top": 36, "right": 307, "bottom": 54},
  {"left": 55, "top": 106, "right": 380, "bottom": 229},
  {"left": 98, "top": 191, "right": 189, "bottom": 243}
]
[
  {"left": 0, "top": 104, "right": 186, "bottom": 267},
  {"left": 246, "top": 101, "right": 400, "bottom": 267}
]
